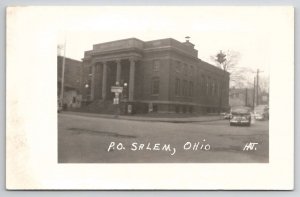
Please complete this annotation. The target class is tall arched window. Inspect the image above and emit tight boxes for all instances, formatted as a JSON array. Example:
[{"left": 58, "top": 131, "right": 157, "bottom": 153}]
[
  {"left": 175, "top": 78, "right": 181, "bottom": 96},
  {"left": 151, "top": 77, "right": 160, "bottom": 95}
]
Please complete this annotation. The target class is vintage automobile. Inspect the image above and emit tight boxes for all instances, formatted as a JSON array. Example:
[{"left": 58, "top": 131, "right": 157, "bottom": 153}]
[
  {"left": 254, "top": 105, "right": 269, "bottom": 120},
  {"left": 229, "top": 106, "right": 251, "bottom": 126}
]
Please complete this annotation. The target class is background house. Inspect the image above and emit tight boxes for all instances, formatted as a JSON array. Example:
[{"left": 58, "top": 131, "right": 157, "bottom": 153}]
[{"left": 229, "top": 87, "right": 268, "bottom": 109}]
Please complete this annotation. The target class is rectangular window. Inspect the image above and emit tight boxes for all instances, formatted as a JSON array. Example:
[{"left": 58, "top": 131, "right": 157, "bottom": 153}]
[
  {"left": 175, "top": 78, "right": 181, "bottom": 96},
  {"left": 209, "top": 82, "right": 212, "bottom": 96},
  {"left": 153, "top": 60, "right": 160, "bottom": 72},
  {"left": 205, "top": 77, "right": 209, "bottom": 95},
  {"left": 212, "top": 81, "right": 215, "bottom": 96},
  {"left": 198, "top": 77, "right": 201, "bottom": 95},
  {"left": 201, "top": 75, "right": 204, "bottom": 92},
  {"left": 183, "top": 80, "right": 188, "bottom": 96},
  {"left": 151, "top": 77, "right": 160, "bottom": 95},
  {"left": 207, "top": 77, "right": 211, "bottom": 96},
  {"left": 189, "top": 81, "right": 193, "bottom": 97}
]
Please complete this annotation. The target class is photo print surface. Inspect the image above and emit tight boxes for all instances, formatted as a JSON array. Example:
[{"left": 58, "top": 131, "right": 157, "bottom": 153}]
[{"left": 57, "top": 7, "right": 271, "bottom": 163}]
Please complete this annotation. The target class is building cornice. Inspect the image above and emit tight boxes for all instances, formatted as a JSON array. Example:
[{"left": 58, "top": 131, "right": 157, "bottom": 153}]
[{"left": 144, "top": 46, "right": 198, "bottom": 60}]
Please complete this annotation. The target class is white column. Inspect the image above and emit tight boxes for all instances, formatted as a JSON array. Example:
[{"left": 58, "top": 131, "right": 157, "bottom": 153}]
[
  {"left": 102, "top": 61, "right": 107, "bottom": 100},
  {"left": 116, "top": 59, "right": 121, "bottom": 84},
  {"left": 129, "top": 58, "right": 136, "bottom": 101},
  {"left": 90, "top": 63, "right": 96, "bottom": 100}
]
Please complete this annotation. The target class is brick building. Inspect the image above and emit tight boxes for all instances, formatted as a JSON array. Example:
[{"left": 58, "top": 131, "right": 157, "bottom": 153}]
[
  {"left": 82, "top": 38, "right": 229, "bottom": 114},
  {"left": 57, "top": 56, "right": 82, "bottom": 108}
]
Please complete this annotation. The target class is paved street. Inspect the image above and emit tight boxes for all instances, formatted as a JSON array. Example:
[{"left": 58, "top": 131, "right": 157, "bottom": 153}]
[{"left": 58, "top": 113, "right": 269, "bottom": 163}]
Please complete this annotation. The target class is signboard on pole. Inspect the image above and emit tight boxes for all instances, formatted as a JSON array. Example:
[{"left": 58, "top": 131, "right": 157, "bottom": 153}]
[{"left": 111, "top": 86, "right": 123, "bottom": 93}]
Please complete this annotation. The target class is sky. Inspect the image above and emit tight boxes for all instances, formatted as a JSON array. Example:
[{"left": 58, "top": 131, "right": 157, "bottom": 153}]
[{"left": 56, "top": 6, "right": 280, "bottom": 86}]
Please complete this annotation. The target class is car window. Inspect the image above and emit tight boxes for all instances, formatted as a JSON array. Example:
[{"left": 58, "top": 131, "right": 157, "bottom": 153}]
[{"left": 231, "top": 107, "right": 251, "bottom": 114}]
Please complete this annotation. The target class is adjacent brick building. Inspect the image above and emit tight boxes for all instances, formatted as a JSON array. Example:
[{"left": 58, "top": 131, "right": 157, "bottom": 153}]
[
  {"left": 82, "top": 38, "right": 230, "bottom": 114},
  {"left": 57, "top": 56, "right": 82, "bottom": 108}
]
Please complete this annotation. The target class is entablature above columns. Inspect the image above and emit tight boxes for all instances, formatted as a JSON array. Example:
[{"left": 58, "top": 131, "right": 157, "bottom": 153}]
[{"left": 90, "top": 53, "right": 142, "bottom": 65}]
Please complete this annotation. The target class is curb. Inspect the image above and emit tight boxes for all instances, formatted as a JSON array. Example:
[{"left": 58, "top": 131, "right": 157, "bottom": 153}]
[{"left": 60, "top": 111, "right": 224, "bottom": 123}]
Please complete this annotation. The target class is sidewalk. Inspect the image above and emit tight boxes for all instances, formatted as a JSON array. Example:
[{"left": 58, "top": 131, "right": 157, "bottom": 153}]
[{"left": 60, "top": 111, "right": 224, "bottom": 123}]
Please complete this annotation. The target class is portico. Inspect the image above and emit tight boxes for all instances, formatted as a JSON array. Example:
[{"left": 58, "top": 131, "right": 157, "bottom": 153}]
[{"left": 88, "top": 56, "right": 139, "bottom": 102}]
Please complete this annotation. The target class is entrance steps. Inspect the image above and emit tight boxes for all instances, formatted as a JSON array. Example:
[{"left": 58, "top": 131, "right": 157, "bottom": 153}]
[{"left": 75, "top": 99, "right": 118, "bottom": 114}]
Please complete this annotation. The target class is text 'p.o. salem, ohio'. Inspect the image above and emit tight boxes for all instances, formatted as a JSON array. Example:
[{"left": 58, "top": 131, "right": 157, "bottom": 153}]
[{"left": 106, "top": 140, "right": 211, "bottom": 156}]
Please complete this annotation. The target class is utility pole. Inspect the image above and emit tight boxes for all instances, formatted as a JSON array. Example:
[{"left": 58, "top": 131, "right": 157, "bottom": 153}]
[
  {"left": 60, "top": 39, "right": 66, "bottom": 109},
  {"left": 256, "top": 69, "right": 259, "bottom": 106},
  {"left": 245, "top": 88, "right": 248, "bottom": 106}
]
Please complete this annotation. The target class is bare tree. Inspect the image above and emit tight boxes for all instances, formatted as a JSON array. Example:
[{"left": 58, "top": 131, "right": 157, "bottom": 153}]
[
  {"left": 211, "top": 50, "right": 258, "bottom": 88},
  {"left": 210, "top": 50, "right": 245, "bottom": 87},
  {"left": 232, "top": 67, "right": 256, "bottom": 88},
  {"left": 212, "top": 50, "right": 240, "bottom": 71},
  {"left": 211, "top": 50, "right": 244, "bottom": 112},
  {"left": 259, "top": 75, "right": 269, "bottom": 93}
]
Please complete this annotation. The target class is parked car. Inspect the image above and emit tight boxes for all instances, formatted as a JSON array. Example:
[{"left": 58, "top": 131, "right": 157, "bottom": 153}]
[
  {"left": 254, "top": 105, "right": 269, "bottom": 120},
  {"left": 224, "top": 112, "right": 232, "bottom": 119},
  {"left": 229, "top": 106, "right": 251, "bottom": 126}
]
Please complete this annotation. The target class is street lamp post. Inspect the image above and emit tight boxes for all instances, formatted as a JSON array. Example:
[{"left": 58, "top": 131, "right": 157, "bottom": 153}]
[
  {"left": 84, "top": 83, "right": 89, "bottom": 105},
  {"left": 123, "top": 82, "right": 128, "bottom": 100},
  {"left": 123, "top": 82, "right": 128, "bottom": 114}
]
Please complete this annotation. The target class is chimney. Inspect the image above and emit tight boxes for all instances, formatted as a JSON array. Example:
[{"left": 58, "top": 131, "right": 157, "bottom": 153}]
[{"left": 183, "top": 36, "right": 195, "bottom": 48}]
